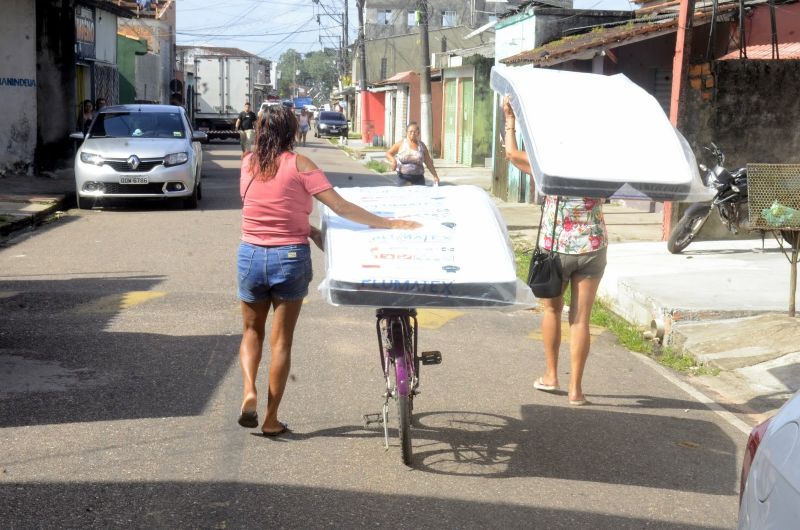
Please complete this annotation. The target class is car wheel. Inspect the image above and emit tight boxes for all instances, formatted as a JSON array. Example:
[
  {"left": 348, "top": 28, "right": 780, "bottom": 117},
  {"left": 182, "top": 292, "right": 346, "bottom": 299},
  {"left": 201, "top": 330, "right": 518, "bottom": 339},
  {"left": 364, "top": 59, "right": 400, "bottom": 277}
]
[
  {"left": 197, "top": 182, "right": 203, "bottom": 200},
  {"left": 183, "top": 184, "right": 199, "bottom": 209},
  {"left": 76, "top": 194, "right": 92, "bottom": 210}
]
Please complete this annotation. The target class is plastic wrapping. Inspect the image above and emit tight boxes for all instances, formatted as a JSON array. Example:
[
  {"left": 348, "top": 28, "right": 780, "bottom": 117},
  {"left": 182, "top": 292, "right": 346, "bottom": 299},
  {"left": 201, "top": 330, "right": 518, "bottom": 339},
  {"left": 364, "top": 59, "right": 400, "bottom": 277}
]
[
  {"left": 490, "top": 64, "right": 713, "bottom": 202},
  {"left": 318, "top": 185, "right": 536, "bottom": 308}
]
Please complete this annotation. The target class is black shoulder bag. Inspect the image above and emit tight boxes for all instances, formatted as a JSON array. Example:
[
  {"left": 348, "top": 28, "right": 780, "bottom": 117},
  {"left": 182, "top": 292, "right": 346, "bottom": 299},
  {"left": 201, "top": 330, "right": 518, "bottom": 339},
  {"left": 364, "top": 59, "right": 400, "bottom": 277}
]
[{"left": 526, "top": 196, "right": 564, "bottom": 298}]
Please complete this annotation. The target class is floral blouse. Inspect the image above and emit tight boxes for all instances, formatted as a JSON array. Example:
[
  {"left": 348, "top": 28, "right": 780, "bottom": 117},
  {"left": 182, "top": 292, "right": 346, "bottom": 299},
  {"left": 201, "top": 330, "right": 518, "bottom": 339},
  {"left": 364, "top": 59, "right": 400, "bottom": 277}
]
[{"left": 538, "top": 196, "right": 608, "bottom": 255}]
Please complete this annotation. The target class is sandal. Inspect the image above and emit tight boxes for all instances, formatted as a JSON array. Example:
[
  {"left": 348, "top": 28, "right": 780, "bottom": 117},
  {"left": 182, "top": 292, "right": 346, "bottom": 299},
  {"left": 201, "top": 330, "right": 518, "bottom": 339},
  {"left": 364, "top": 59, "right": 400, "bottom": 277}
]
[
  {"left": 533, "top": 377, "right": 560, "bottom": 393},
  {"left": 237, "top": 410, "right": 259, "bottom": 428}
]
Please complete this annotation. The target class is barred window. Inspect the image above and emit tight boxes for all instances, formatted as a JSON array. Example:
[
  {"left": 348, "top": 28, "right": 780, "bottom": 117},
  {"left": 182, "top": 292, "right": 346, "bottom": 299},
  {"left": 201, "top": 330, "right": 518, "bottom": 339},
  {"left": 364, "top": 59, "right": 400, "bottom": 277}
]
[
  {"left": 380, "top": 58, "right": 388, "bottom": 81},
  {"left": 377, "top": 9, "right": 392, "bottom": 25}
]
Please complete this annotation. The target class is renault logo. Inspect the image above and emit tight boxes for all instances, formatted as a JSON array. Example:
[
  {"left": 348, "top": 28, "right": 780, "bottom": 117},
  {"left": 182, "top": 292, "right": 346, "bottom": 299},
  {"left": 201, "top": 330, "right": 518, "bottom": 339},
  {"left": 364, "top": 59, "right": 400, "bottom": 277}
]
[{"left": 127, "top": 155, "right": 140, "bottom": 170}]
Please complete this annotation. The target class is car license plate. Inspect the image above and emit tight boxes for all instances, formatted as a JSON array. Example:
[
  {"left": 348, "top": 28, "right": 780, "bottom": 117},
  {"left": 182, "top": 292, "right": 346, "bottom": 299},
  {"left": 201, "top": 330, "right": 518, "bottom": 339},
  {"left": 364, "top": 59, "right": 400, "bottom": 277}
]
[
  {"left": 119, "top": 176, "right": 149, "bottom": 184},
  {"left": 330, "top": 127, "right": 339, "bottom": 132}
]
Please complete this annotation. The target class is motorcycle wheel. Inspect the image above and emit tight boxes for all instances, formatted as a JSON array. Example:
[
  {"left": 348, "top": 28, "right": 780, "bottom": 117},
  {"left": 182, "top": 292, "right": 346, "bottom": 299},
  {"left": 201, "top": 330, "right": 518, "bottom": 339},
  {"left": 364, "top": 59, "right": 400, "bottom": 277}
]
[{"left": 667, "top": 204, "right": 710, "bottom": 254}]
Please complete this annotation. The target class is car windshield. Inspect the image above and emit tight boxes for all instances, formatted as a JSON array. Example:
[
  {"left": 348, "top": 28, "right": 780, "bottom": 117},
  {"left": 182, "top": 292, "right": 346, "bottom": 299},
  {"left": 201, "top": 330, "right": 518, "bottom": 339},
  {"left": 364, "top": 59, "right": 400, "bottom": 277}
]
[
  {"left": 320, "top": 112, "right": 345, "bottom": 122},
  {"left": 88, "top": 111, "right": 185, "bottom": 139}
]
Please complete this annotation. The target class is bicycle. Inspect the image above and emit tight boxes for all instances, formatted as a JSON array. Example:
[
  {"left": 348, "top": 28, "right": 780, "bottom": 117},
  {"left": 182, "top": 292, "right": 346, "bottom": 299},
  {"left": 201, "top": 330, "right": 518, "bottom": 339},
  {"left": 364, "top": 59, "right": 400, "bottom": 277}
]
[{"left": 364, "top": 308, "right": 441, "bottom": 465}]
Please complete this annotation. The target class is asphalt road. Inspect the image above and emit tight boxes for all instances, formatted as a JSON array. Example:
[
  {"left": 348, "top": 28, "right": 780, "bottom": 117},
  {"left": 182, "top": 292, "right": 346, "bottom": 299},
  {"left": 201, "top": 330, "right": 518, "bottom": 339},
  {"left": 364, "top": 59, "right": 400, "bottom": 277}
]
[{"left": 0, "top": 137, "right": 746, "bottom": 529}]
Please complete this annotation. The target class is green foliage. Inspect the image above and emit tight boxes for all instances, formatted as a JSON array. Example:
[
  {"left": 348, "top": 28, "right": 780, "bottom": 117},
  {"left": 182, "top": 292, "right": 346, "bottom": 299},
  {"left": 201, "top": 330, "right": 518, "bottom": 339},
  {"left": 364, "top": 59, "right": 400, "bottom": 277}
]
[
  {"left": 365, "top": 160, "right": 390, "bottom": 173},
  {"left": 276, "top": 48, "right": 338, "bottom": 102}
]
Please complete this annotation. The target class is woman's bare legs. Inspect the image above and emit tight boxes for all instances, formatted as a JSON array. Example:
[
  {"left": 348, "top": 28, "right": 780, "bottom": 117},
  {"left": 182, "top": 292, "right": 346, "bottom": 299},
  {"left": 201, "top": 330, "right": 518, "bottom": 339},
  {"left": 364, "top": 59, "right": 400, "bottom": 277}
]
[
  {"left": 239, "top": 300, "right": 270, "bottom": 414},
  {"left": 262, "top": 298, "right": 304, "bottom": 433},
  {"left": 567, "top": 275, "right": 603, "bottom": 403},
  {"left": 539, "top": 294, "right": 565, "bottom": 388}
]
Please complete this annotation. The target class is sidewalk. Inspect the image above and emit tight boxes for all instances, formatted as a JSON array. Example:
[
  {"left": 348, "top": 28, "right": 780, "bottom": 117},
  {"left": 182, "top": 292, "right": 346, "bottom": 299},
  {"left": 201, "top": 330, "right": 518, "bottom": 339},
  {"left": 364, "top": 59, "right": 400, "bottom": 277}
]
[{"left": 0, "top": 170, "right": 74, "bottom": 237}]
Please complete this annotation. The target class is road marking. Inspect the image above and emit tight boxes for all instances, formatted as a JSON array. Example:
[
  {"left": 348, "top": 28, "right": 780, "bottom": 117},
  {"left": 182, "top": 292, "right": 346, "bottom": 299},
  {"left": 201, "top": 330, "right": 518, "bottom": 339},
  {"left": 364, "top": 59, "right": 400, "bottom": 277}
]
[
  {"left": 120, "top": 291, "right": 166, "bottom": 309},
  {"left": 75, "top": 291, "right": 166, "bottom": 314},
  {"left": 0, "top": 291, "right": 19, "bottom": 299},
  {"left": 527, "top": 324, "right": 605, "bottom": 341},
  {"left": 630, "top": 350, "right": 752, "bottom": 435},
  {"left": 416, "top": 309, "right": 464, "bottom": 329}
]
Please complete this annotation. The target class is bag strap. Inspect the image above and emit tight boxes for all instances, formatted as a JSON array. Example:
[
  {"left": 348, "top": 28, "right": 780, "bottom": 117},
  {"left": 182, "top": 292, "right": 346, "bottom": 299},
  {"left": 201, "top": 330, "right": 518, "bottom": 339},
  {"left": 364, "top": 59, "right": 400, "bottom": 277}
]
[
  {"left": 549, "top": 196, "right": 560, "bottom": 253},
  {"left": 241, "top": 177, "right": 255, "bottom": 205},
  {"left": 534, "top": 196, "right": 560, "bottom": 252}
]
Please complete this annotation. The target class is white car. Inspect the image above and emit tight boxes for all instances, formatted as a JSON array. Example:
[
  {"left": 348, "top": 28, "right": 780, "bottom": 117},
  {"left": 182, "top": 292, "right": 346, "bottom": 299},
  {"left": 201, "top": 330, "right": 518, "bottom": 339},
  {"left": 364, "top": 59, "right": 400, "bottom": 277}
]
[
  {"left": 738, "top": 389, "right": 800, "bottom": 529},
  {"left": 71, "top": 104, "right": 206, "bottom": 209}
]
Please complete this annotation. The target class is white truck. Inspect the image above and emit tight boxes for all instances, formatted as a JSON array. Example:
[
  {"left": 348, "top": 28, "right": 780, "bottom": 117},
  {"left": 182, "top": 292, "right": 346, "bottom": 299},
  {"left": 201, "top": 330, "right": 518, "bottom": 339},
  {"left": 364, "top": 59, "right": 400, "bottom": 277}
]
[{"left": 192, "top": 55, "right": 269, "bottom": 141}]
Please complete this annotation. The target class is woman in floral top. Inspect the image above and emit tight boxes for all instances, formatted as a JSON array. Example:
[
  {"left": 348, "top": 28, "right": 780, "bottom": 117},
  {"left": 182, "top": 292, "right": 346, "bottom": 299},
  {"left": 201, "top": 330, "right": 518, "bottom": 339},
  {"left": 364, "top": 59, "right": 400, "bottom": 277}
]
[{"left": 503, "top": 96, "right": 608, "bottom": 406}]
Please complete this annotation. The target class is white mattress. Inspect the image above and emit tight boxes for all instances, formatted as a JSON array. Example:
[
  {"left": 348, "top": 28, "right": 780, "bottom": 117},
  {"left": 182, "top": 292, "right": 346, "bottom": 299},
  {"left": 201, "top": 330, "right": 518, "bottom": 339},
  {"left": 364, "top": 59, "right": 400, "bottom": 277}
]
[
  {"left": 490, "top": 64, "right": 712, "bottom": 202},
  {"left": 319, "top": 185, "right": 533, "bottom": 308}
]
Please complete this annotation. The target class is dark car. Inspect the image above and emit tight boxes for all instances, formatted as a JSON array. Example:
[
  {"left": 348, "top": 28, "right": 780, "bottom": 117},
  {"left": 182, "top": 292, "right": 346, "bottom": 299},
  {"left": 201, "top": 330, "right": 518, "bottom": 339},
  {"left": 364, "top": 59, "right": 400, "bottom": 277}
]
[{"left": 315, "top": 111, "right": 348, "bottom": 138}]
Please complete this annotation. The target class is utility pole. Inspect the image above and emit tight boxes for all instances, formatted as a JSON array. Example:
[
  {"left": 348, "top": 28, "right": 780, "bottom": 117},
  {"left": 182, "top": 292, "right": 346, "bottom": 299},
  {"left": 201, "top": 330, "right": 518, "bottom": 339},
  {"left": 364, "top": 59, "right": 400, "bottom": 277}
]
[
  {"left": 343, "top": 0, "right": 349, "bottom": 78},
  {"left": 663, "top": 0, "right": 696, "bottom": 240},
  {"left": 357, "top": 0, "right": 368, "bottom": 141},
  {"left": 418, "top": 0, "right": 433, "bottom": 149}
]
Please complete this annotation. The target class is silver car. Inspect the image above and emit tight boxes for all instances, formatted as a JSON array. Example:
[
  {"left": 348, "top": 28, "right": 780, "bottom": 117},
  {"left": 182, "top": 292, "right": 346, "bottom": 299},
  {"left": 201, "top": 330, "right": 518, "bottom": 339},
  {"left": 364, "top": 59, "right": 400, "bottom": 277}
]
[{"left": 71, "top": 104, "right": 206, "bottom": 209}]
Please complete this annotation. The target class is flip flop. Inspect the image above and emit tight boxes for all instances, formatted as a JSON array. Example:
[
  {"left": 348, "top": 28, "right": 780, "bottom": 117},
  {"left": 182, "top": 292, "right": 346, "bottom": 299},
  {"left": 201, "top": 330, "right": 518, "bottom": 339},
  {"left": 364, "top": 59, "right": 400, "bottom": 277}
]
[
  {"left": 261, "top": 422, "right": 290, "bottom": 437},
  {"left": 237, "top": 410, "right": 259, "bottom": 428},
  {"left": 533, "top": 377, "right": 560, "bottom": 393},
  {"left": 569, "top": 398, "right": 590, "bottom": 406}
]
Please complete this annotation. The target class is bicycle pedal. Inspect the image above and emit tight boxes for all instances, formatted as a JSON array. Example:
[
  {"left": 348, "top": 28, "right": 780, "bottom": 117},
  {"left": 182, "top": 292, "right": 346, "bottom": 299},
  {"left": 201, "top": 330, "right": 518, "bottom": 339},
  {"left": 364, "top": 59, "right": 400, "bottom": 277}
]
[
  {"left": 363, "top": 413, "right": 384, "bottom": 426},
  {"left": 420, "top": 350, "right": 442, "bottom": 365}
]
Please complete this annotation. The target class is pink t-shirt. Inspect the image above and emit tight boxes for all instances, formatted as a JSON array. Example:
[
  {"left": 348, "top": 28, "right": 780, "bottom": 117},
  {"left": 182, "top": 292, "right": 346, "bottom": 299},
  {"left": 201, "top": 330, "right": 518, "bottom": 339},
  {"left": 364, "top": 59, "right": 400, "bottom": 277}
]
[{"left": 241, "top": 151, "right": 332, "bottom": 246}]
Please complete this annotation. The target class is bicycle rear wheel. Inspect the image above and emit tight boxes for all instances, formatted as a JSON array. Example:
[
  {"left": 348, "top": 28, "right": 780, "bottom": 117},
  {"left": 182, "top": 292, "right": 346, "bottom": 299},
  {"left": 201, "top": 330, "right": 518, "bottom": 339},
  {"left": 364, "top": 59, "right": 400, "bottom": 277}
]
[
  {"left": 394, "top": 358, "right": 413, "bottom": 465},
  {"left": 390, "top": 321, "right": 413, "bottom": 465}
]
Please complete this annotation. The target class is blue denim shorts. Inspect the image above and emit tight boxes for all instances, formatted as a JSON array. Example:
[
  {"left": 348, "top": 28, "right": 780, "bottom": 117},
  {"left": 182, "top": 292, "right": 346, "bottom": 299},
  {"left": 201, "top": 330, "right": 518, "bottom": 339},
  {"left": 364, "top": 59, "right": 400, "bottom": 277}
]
[{"left": 237, "top": 242, "right": 313, "bottom": 302}]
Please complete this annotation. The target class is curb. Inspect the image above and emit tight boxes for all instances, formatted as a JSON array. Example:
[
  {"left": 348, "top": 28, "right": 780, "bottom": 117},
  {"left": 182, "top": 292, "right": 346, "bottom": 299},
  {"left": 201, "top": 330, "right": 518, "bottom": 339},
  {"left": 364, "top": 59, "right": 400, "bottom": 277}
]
[{"left": 0, "top": 193, "right": 72, "bottom": 237}]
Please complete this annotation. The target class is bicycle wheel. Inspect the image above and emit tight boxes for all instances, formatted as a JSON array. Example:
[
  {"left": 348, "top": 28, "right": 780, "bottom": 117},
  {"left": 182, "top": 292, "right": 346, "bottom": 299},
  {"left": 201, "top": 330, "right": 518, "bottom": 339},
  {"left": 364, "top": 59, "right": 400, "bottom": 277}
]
[
  {"left": 390, "top": 321, "right": 413, "bottom": 465},
  {"left": 394, "top": 357, "right": 413, "bottom": 465}
]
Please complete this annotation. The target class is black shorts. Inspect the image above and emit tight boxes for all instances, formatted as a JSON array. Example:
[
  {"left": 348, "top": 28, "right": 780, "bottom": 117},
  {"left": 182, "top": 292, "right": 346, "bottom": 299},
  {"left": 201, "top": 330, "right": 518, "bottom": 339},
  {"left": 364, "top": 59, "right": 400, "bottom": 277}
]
[{"left": 396, "top": 173, "right": 425, "bottom": 186}]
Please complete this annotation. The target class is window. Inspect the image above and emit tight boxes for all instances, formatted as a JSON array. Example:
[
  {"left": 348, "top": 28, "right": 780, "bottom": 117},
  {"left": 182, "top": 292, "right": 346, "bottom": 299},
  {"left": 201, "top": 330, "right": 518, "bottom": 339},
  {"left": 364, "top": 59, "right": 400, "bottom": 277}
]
[
  {"left": 441, "top": 10, "right": 456, "bottom": 27},
  {"left": 380, "top": 58, "right": 388, "bottom": 81},
  {"left": 377, "top": 9, "right": 391, "bottom": 25},
  {"left": 407, "top": 10, "right": 417, "bottom": 27}
]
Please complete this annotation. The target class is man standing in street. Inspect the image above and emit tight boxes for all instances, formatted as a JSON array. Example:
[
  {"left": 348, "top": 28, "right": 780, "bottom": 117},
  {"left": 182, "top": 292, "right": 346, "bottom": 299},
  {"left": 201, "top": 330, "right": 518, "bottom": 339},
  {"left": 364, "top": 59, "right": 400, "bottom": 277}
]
[{"left": 235, "top": 102, "right": 257, "bottom": 153}]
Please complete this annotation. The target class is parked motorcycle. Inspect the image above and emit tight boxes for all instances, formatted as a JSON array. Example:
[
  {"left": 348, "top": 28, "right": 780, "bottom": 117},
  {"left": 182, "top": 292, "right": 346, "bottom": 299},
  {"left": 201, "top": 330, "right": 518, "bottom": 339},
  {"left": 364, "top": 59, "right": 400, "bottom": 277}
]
[{"left": 667, "top": 143, "right": 749, "bottom": 254}]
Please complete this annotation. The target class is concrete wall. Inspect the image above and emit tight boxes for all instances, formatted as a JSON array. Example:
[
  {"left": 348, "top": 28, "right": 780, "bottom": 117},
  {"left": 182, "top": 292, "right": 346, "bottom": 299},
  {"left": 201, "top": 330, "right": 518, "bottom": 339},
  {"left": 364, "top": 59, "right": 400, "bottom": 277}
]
[
  {"left": 366, "top": 0, "right": 526, "bottom": 39},
  {"left": 465, "top": 56, "right": 493, "bottom": 167},
  {"left": 363, "top": 26, "right": 486, "bottom": 83},
  {"left": 118, "top": 35, "right": 147, "bottom": 104},
  {"left": 678, "top": 60, "right": 800, "bottom": 240},
  {"left": 35, "top": 0, "right": 76, "bottom": 171},
  {"left": 0, "top": 0, "right": 36, "bottom": 175},
  {"left": 136, "top": 53, "right": 162, "bottom": 102},
  {"left": 95, "top": 9, "right": 117, "bottom": 65},
  {"left": 739, "top": 4, "right": 800, "bottom": 45}
]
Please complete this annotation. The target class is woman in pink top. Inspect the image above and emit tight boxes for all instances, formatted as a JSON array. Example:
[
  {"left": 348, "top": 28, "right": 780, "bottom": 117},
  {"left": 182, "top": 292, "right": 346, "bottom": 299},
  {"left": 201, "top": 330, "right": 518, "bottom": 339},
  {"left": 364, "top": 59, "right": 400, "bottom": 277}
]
[{"left": 237, "top": 105, "right": 419, "bottom": 436}]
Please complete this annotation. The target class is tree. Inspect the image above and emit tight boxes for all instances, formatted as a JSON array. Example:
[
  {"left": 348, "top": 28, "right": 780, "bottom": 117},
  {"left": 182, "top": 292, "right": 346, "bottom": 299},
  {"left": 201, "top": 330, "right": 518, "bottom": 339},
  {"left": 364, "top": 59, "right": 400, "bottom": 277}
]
[
  {"left": 277, "top": 49, "right": 303, "bottom": 98},
  {"left": 303, "top": 49, "right": 338, "bottom": 102}
]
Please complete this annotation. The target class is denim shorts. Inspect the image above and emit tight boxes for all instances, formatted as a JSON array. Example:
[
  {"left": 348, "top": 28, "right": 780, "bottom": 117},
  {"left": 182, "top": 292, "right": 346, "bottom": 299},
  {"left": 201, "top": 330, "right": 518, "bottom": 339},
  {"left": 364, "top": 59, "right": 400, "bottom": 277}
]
[{"left": 237, "top": 242, "right": 313, "bottom": 302}]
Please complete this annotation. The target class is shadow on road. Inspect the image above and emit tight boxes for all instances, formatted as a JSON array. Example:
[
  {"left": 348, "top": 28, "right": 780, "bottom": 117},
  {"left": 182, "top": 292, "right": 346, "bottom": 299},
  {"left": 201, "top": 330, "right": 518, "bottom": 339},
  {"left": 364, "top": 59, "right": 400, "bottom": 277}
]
[
  {"left": 293, "top": 405, "right": 737, "bottom": 495},
  {"left": 0, "top": 275, "right": 238, "bottom": 428},
  {"left": 0, "top": 481, "right": 730, "bottom": 529}
]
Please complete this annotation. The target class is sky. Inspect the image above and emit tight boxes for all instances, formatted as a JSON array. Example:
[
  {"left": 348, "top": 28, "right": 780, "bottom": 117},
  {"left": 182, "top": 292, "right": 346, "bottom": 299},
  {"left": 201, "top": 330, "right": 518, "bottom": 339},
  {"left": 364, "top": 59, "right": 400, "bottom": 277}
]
[
  {"left": 176, "top": 0, "right": 360, "bottom": 62},
  {"left": 175, "top": 0, "right": 636, "bottom": 63}
]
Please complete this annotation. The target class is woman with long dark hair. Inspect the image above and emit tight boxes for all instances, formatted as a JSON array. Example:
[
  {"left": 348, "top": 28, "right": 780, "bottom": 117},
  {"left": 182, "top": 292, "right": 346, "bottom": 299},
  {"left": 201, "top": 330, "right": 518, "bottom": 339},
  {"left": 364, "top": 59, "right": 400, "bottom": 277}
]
[{"left": 237, "top": 105, "right": 420, "bottom": 436}]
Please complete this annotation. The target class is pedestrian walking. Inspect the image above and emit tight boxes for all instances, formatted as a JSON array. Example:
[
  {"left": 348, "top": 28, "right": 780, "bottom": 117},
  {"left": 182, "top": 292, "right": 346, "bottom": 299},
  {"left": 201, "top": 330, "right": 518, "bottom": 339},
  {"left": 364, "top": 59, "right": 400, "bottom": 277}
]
[
  {"left": 385, "top": 122, "right": 440, "bottom": 186},
  {"left": 236, "top": 105, "right": 420, "bottom": 436},
  {"left": 297, "top": 110, "right": 310, "bottom": 146},
  {"left": 235, "top": 102, "right": 257, "bottom": 153},
  {"left": 502, "top": 95, "right": 607, "bottom": 406}
]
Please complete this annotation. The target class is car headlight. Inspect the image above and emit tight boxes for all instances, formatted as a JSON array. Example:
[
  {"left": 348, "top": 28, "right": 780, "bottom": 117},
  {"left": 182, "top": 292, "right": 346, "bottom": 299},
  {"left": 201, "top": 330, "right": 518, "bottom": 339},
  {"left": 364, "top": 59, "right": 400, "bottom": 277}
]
[
  {"left": 80, "top": 152, "right": 104, "bottom": 166},
  {"left": 164, "top": 152, "right": 189, "bottom": 167},
  {"left": 319, "top": 124, "right": 328, "bottom": 129}
]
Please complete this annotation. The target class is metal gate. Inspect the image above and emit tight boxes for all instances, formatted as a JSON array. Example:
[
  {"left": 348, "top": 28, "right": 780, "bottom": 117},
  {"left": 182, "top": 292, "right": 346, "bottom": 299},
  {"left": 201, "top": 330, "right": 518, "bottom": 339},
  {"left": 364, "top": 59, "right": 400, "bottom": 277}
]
[
  {"left": 459, "top": 78, "right": 474, "bottom": 166},
  {"left": 94, "top": 63, "right": 119, "bottom": 105},
  {"left": 443, "top": 79, "right": 458, "bottom": 162}
]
